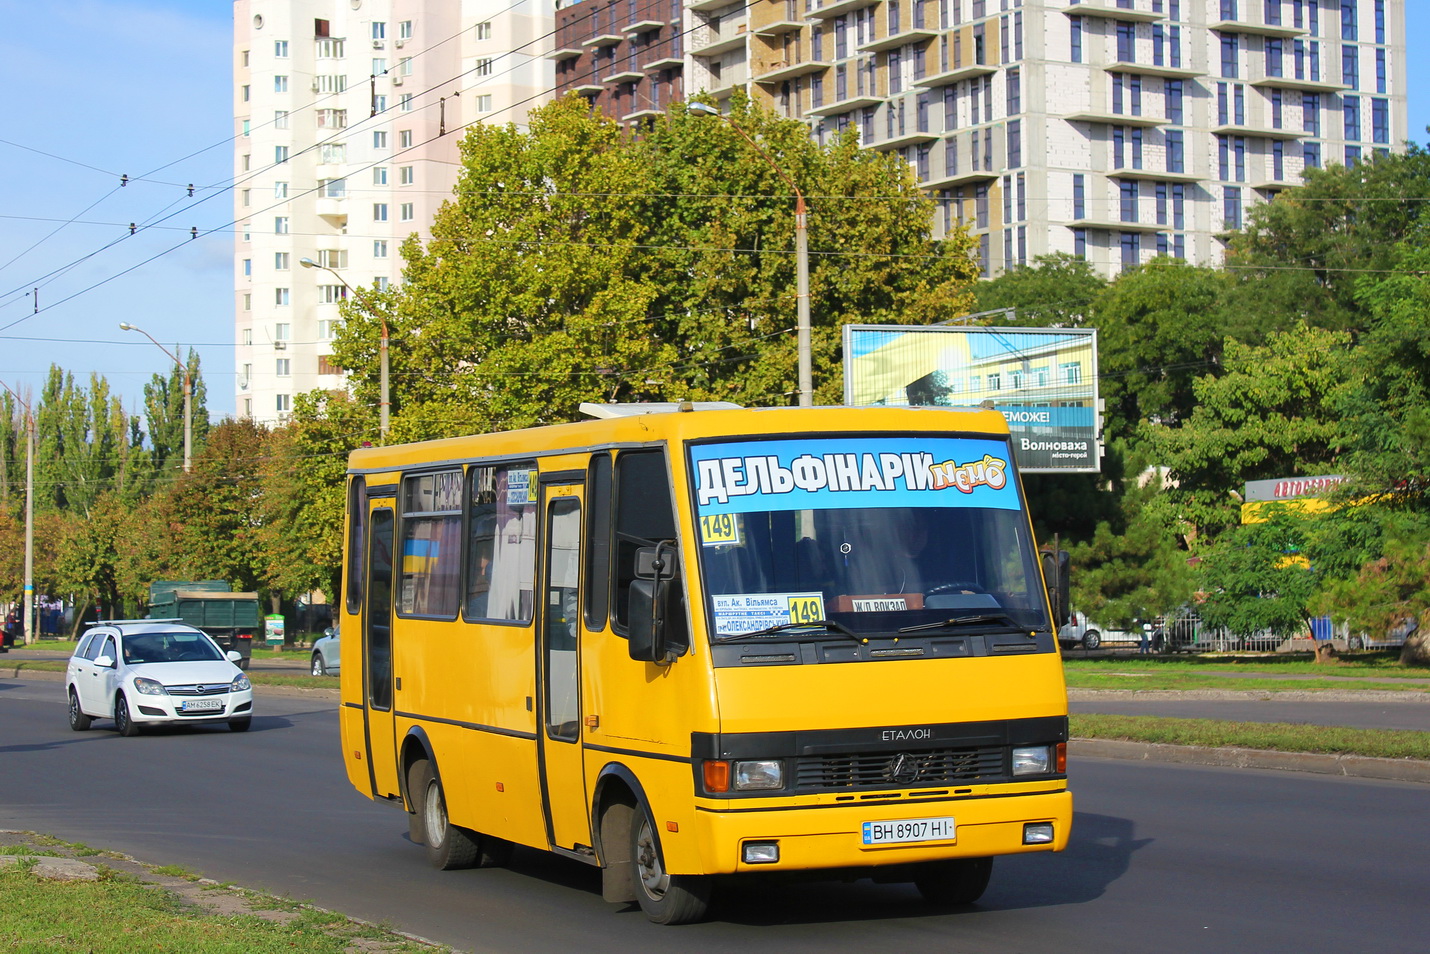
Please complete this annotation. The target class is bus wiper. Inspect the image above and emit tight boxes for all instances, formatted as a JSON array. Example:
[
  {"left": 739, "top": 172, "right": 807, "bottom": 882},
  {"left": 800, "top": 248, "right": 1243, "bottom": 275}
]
[
  {"left": 897, "top": 614, "right": 1037, "bottom": 635},
  {"left": 715, "top": 619, "right": 868, "bottom": 645}
]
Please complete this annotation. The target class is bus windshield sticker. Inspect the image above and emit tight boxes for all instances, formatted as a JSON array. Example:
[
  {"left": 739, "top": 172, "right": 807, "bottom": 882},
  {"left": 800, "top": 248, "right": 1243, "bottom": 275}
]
[
  {"left": 699, "top": 512, "right": 743, "bottom": 547},
  {"left": 712, "top": 592, "right": 826, "bottom": 635},
  {"left": 690, "top": 437, "right": 1021, "bottom": 518}
]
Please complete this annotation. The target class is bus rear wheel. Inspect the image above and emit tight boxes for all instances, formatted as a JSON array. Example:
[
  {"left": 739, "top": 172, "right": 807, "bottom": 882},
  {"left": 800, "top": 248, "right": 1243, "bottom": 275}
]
[
  {"left": 407, "top": 759, "right": 511, "bottom": 870},
  {"left": 630, "top": 802, "right": 710, "bottom": 925},
  {"left": 913, "top": 857, "right": 993, "bottom": 907}
]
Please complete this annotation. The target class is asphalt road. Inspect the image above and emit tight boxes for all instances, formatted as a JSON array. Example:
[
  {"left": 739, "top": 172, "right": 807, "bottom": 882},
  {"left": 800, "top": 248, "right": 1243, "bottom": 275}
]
[{"left": 1, "top": 676, "right": 1426, "bottom": 953}]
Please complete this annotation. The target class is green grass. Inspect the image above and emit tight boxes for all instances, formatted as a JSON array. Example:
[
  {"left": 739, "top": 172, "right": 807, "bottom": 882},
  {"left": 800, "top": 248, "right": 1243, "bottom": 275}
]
[
  {"left": 1072, "top": 713, "right": 1430, "bottom": 761},
  {"left": 1063, "top": 653, "right": 1424, "bottom": 676},
  {"left": 0, "top": 862, "right": 442, "bottom": 953},
  {"left": 1062, "top": 653, "right": 1430, "bottom": 693}
]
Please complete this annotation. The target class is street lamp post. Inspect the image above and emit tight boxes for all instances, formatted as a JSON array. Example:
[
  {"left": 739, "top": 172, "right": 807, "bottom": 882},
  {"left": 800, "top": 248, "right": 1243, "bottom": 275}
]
[
  {"left": 688, "top": 101, "right": 813, "bottom": 407},
  {"left": 119, "top": 323, "right": 191, "bottom": 472},
  {"left": 0, "top": 382, "right": 35, "bottom": 646},
  {"left": 300, "top": 258, "right": 388, "bottom": 436}
]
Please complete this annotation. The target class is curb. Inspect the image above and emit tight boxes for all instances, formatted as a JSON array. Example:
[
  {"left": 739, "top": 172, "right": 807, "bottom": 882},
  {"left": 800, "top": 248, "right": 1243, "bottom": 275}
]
[{"left": 1070, "top": 738, "right": 1430, "bottom": 784}]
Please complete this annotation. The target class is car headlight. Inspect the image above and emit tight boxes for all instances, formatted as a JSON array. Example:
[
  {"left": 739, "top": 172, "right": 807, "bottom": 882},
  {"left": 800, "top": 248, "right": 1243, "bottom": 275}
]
[
  {"left": 1011, "top": 745, "right": 1054, "bottom": 776},
  {"left": 133, "top": 677, "right": 166, "bottom": 696},
  {"left": 733, "top": 759, "right": 784, "bottom": 791},
  {"left": 230, "top": 674, "right": 251, "bottom": 692}
]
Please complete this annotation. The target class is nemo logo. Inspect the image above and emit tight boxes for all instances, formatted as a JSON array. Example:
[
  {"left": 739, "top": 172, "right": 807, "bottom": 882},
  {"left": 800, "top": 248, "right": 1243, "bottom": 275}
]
[{"left": 929, "top": 455, "right": 1008, "bottom": 494}]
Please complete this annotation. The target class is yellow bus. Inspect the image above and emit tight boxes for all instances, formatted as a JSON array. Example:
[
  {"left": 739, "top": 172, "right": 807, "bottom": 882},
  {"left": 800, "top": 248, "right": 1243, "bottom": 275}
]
[{"left": 339, "top": 403, "right": 1072, "bottom": 924}]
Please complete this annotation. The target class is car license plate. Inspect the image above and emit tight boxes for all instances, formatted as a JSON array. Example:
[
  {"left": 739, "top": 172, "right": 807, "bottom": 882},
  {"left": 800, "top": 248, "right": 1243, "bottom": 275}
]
[
  {"left": 861, "top": 816, "right": 957, "bottom": 846},
  {"left": 181, "top": 699, "right": 223, "bottom": 712}
]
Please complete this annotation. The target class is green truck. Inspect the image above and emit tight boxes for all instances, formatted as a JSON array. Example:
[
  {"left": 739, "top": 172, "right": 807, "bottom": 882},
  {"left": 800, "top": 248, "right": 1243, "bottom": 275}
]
[{"left": 147, "top": 581, "right": 260, "bottom": 669}]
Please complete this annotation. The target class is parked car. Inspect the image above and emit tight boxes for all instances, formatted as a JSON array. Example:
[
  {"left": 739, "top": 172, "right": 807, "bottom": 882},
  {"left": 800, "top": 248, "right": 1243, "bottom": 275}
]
[
  {"left": 1349, "top": 616, "right": 1417, "bottom": 650},
  {"left": 1057, "top": 611, "right": 1103, "bottom": 650},
  {"left": 65, "top": 620, "right": 253, "bottom": 735},
  {"left": 311, "top": 624, "right": 340, "bottom": 676}
]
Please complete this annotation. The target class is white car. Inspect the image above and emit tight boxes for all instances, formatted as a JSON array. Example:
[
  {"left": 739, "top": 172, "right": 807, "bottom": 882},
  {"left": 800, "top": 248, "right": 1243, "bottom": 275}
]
[
  {"left": 1057, "top": 611, "right": 1103, "bottom": 651},
  {"left": 66, "top": 620, "right": 254, "bottom": 735}
]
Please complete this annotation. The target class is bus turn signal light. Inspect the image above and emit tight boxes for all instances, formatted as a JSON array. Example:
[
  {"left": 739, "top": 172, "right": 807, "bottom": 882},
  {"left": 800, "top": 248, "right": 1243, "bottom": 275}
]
[{"left": 703, "top": 760, "right": 731, "bottom": 793}]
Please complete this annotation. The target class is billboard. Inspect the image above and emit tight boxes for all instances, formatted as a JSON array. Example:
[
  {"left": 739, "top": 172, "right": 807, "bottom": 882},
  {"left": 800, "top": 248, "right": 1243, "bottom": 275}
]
[{"left": 842, "top": 325, "right": 1102, "bottom": 473}]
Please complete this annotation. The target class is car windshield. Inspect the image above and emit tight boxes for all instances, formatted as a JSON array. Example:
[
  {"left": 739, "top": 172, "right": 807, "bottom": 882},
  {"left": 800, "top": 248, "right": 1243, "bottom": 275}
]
[
  {"left": 120, "top": 632, "right": 223, "bottom": 664},
  {"left": 690, "top": 434, "right": 1051, "bottom": 639}
]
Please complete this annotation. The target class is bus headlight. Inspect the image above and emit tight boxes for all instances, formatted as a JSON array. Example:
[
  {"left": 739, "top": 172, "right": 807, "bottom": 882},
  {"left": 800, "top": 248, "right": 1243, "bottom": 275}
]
[
  {"left": 1011, "top": 745, "right": 1053, "bottom": 776},
  {"left": 733, "top": 760, "right": 784, "bottom": 791}
]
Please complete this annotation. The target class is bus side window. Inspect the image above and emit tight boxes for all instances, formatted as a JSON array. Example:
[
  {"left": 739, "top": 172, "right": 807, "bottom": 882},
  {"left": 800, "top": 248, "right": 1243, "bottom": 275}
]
[
  {"left": 464, "top": 462, "right": 538, "bottom": 623},
  {"left": 610, "top": 450, "right": 679, "bottom": 639},
  {"left": 585, "top": 453, "right": 612, "bottom": 630},
  {"left": 345, "top": 477, "right": 367, "bottom": 614}
]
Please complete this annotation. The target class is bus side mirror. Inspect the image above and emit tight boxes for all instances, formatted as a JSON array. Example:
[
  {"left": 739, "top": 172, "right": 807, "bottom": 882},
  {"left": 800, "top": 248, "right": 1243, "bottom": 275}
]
[
  {"left": 629, "top": 578, "right": 671, "bottom": 662},
  {"left": 1041, "top": 549, "right": 1072, "bottom": 627}
]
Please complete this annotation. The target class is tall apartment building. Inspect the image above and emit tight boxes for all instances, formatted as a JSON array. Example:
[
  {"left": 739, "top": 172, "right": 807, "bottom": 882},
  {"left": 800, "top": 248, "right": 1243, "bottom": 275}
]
[
  {"left": 233, "top": 1, "right": 554, "bottom": 425},
  {"left": 552, "top": 0, "right": 1406, "bottom": 278}
]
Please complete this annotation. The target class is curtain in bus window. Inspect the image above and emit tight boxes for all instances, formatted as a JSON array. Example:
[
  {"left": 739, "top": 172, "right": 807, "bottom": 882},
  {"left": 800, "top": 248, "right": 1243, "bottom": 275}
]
[
  {"left": 400, "top": 470, "right": 463, "bottom": 618},
  {"left": 400, "top": 514, "right": 462, "bottom": 616},
  {"left": 466, "top": 462, "right": 537, "bottom": 622}
]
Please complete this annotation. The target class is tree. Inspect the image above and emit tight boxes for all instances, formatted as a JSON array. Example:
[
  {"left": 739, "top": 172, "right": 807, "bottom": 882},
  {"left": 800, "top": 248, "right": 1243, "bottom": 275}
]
[
  {"left": 1066, "top": 441, "right": 1196, "bottom": 627},
  {"left": 1337, "top": 242, "right": 1430, "bottom": 490},
  {"left": 51, "top": 492, "right": 145, "bottom": 620},
  {"left": 332, "top": 94, "right": 979, "bottom": 435},
  {"left": 33, "top": 366, "right": 142, "bottom": 516},
  {"left": 1149, "top": 324, "right": 1353, "bottom": 538},
  {"left": 143, "top": 348, "right": 209, "bottom": 480},
  {"left": 639, "top": 94, "right": 979, "bottom": 405},
  {"left": 1225, "top": 145, "right": 1430, "bottom": 333},
  {"left": 1091, "top": 259, "right": 1242, "bottom": 442},
  {"left": 971, "top": 252, "right": 1108, "bottom": 328},
  {"left": 259, "top": 390, "right": 375, "bottom": 604},
  {"left": 160, "top": 420, "right": 271, "bottom": 593},
  {"left": 1194, "top": 507, "right": 1321, "bottom": 639}
]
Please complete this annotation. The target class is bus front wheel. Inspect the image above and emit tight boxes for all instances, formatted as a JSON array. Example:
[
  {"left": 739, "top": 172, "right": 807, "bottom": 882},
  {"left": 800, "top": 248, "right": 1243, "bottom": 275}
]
[
  {"left": 913, "top": 857, "right": 993, "bottom": 907},
  {"left": 630, "top": 803, "right": 711, "bottom": 925}
]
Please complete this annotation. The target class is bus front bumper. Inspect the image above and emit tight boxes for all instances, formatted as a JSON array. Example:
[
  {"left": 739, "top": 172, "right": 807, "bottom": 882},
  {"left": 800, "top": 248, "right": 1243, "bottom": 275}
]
[{"left": 692, "top": 789, "right": 1072, "bottom": 876}]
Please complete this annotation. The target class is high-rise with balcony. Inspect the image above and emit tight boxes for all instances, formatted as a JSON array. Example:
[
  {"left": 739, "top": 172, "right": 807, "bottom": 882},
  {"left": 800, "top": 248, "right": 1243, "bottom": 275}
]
[
  {"left": 234, "top": 1, "right": 555, "bottom": 425},
  {"left": 552, "top": 0, "right": 1406, "bottom": 279}
]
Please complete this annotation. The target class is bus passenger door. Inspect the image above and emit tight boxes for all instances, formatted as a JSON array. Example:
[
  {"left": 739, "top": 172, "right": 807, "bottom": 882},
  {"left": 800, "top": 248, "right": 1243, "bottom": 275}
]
[
  {"left": 539, "top": 490, "right": 591, "bottom": 852},
  {"left": 363, "top": 507, "right": 402, "bottom": 799}
]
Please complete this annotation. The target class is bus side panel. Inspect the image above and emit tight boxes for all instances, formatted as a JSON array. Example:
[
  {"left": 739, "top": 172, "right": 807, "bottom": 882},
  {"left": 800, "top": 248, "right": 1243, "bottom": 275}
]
[
  {"left": 580, "top": 627, "right": 719, "bottom": 875},
  {"left": 398, "top": 616, "right": 547, "bottom": 851},
  {"left": 338, "top": 602, "right": 371, "bottom": 797},
  {"left": 409, "top": 718, "right": 550, "bottom": 852}
]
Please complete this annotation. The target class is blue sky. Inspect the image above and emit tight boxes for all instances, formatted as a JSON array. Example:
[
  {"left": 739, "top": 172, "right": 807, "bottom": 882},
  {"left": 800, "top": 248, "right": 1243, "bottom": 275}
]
[{"left": 0, "top": 1, "right": 1425, "bottom": 425}]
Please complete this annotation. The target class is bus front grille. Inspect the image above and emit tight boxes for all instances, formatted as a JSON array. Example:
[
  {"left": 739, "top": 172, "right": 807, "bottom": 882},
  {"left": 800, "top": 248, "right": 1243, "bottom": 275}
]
[{"left": 794, "top": 746, "right": 1006, "bottom": 791}]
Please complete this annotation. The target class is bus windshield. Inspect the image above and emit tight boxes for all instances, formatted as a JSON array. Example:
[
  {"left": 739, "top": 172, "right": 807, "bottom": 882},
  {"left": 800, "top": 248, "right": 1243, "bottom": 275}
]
[{"left": 689, "top": 435, "right": 1050, "bottom": 639}]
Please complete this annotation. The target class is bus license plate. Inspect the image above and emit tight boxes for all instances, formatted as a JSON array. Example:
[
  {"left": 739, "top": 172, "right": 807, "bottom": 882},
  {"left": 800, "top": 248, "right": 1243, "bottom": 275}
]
[
  {"left": 181, "top": 699, "right": 223, "bottom": 712},
  {"left": 861, "top": 816, "right": 957, "bottom": 846}
]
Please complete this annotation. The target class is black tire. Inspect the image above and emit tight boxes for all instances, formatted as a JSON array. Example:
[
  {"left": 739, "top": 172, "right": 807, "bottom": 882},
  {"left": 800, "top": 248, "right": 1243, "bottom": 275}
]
[
  {"left": 913, "top": 857, "right": 994, "bottom": 907},
  {"left": 630, "top": 802, "right": 711, "bottom": 925},
  {"left": 68, "top": 689, "right": 92, "bottom": 731},
  {"left": 228, "top": 717, "right": 252, "bottom": 732},
  {"left": 406, "top": 759, "right": 511, "bottom": 870},
  {"left": 1082, "top": 630, "right": 1101, "bottom": 651},
  {"left": 310, "top": 653, "right": 327, "bottom": 677},
  {"left": 114, "top": 692, "right": 141, "bottom": 737},
  {"left": 1349, "top": 634, "right": 1365, "bottom": 650}
]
